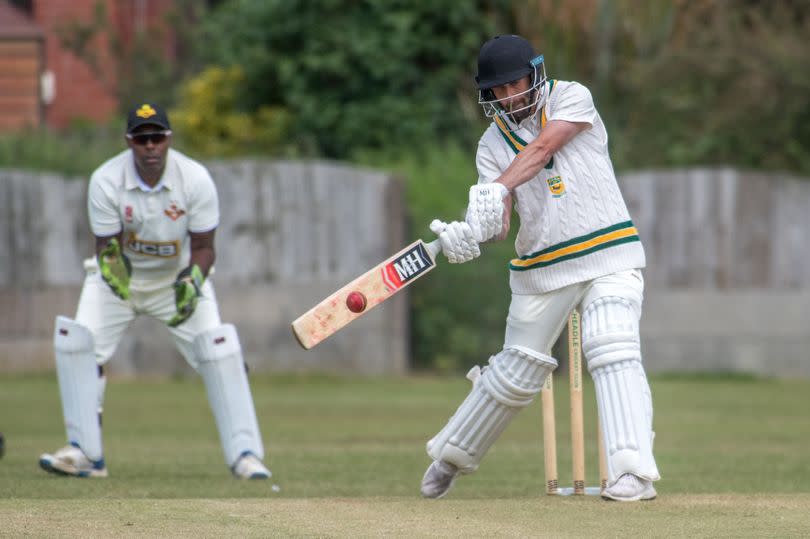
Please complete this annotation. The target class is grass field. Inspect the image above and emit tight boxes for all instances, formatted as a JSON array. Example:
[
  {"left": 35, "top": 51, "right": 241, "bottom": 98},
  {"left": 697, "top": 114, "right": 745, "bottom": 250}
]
[{"left": 2, "top": 372, "right": 809, "bottom": 537}]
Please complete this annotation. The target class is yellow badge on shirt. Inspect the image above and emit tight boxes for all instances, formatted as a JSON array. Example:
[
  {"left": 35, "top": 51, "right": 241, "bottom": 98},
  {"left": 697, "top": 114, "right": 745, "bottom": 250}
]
[{"left": 547, "top": 175, "right": 566, "bottom": 198}]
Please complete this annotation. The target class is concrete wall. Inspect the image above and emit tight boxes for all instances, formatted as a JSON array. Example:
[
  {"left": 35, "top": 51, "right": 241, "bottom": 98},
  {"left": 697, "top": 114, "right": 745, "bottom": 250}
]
[
  {"left": 642, "top": 290, "right": 810, "bottom": 378},
  {"left": 1, "top": 164, "right": 809, "bottom": 377}
]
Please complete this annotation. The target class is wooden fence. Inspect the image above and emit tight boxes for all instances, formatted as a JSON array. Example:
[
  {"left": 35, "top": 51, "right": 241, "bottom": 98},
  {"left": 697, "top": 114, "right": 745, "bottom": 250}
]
[{"left": 1, "top": 164, "right": 808, "bottom": 376}]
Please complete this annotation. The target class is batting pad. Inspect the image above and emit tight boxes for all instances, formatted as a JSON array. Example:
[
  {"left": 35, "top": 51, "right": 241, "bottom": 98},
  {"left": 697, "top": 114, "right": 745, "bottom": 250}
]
[
  {"left": 427, "top": 346, "right": 556, "bottom": 472},
  {"left": 193, "top": 324, "right": 264, "bottom": 466},
  {"left": 53, "top": 316, "right": 103, "bottom": 462},
  {"left": 582, "top": 296, "right": 660, "bottom": 484}
]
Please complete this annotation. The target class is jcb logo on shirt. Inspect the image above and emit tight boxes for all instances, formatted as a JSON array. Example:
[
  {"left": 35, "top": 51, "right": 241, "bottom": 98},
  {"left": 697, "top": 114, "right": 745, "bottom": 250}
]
[
  {"left": 546, "top": 175, "right": 566, "bottom": 198},
  {"left": 126, "top": 233, "right": 179, "bottom": 258}
]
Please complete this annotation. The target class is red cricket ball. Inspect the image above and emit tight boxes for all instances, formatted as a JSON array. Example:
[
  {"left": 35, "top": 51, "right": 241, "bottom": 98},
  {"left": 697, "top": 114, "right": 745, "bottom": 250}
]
[{"left": 346, "top": 291, "right": 367, "bottom": 313}]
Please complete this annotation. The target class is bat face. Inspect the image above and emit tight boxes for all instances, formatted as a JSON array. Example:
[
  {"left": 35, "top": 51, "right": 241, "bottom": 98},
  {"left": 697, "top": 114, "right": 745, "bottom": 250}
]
[{"left": 292, "top": 239, "right": 439, "bottom": 349}]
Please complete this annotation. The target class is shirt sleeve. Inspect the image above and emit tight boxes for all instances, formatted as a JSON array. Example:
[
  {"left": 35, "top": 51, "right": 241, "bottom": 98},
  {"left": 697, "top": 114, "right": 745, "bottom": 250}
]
[
  {"left": 547, "top": 82, "right": 598, "bottom": 126},
  {"left": 476, "top": 135, "right": 502, "bottom": 184},
  {"left": 87, "top": 174, "right": 121, "bottom": 237},
  {"left": 188, "top": 166, "right": 220, "bottom": 233}
]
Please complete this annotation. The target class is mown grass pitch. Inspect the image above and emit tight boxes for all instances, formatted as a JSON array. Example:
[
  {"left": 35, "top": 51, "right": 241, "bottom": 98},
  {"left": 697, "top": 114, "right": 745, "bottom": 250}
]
[{"left": 1, "top": 373, "right": 809, "bottom": 537}]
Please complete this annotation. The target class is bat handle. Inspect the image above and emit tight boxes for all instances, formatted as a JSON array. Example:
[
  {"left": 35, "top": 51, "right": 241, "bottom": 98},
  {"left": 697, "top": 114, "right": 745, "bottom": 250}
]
[{"left": 425, "top": 239, "right": 442, "bottom": 260}]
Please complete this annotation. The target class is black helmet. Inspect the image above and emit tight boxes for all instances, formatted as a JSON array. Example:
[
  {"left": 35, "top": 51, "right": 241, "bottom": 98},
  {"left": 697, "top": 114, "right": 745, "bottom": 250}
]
[{"left": 475, "top": 35, "right": 537, "bottom": 90}]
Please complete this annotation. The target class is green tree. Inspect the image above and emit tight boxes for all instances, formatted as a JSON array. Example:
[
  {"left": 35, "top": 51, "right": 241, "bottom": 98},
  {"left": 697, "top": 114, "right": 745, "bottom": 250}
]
[
  {"left": 617, "top": 1, "right": 810, "bottom": 174},
  {"left": 199, "top": 0, "right": 500, "bottom": 158},
  {"left": 508, "top": 1, "right": 810, "bottom": 175}
]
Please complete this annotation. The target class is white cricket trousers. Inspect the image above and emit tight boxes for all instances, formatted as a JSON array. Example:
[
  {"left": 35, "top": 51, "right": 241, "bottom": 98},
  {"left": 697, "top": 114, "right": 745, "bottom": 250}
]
[
  {"left": 75, "top": 258, "right": 222, "bottom": 368},
  {"left": 504, "top": 269, "right": 644, "bottom": 354}
]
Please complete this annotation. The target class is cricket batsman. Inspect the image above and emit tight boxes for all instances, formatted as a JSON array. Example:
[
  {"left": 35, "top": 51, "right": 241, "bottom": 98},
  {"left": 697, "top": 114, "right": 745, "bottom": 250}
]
[
  {"left": 424, "top": 35, "right": 660, "bottom": 501},
  {"left": 39, "top": 103, "right": 271, "bottom": 480}
]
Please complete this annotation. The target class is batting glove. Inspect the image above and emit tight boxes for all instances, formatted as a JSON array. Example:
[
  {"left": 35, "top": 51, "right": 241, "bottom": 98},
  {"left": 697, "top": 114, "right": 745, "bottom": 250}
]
[
  {"left": 98, "top": 238, "right": 132, "bottom": 300},
  {"left": 466, "top": 182, "right": 509, "bottom": 242},
  {"left": 429, "top": 219, "right": 481, "bottom": 264},
  {"left": 167, "top": 264, "right": 204, "bottom": 327}
]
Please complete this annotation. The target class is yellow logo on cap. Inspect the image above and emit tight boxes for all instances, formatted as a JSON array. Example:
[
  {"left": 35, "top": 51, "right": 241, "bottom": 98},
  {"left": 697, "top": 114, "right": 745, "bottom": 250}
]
[
  {"left": 135, "top": 104, "right": 157, "bottom": 119},
  {"left": 547, "top": 175, "right": 566, "bottom": 198}
]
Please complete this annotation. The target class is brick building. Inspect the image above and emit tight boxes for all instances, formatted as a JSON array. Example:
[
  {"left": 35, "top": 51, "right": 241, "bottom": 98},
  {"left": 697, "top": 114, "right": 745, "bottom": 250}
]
[
  {"left": 0, "top": 0, "right": 173, "bottom": 131},
  {"left": 0, "top": 2, "right": 43, "bottom": 130}
]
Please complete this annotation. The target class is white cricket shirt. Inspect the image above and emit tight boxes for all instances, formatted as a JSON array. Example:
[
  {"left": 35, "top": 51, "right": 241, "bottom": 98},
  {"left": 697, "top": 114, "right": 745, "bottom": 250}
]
[
  {"left": 87, "top": 148, "right": 219, "bottom": 291},
  {"left": 475, "top": 79, "right": 645, "bottom": 294}
]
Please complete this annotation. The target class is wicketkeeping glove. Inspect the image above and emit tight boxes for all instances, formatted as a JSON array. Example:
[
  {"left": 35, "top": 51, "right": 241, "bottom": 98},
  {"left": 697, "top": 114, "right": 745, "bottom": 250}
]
[
  {"left": 98, "top": 238, "right": 132, "bottom": 300},
  {"left": 167, "top": 264, "right": 204, "bottom": 327},
  {"left": 429, "top": 219, "right": 481, "bottom": 264},
  {"left": 466, "top": 182, "right": 509, "bottom": 242}
]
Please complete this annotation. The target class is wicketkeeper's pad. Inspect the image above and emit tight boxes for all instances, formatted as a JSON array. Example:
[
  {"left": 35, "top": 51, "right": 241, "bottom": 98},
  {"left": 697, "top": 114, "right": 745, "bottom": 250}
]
[
  {"left": 193, "top": 324, "right": 264, "bottom": 466},
  {"left": 53, "top": 316, "right": 103, "bottom": 462}
]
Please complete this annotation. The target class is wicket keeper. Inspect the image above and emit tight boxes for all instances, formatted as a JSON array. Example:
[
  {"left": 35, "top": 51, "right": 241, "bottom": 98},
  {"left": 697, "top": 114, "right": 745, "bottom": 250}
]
[
  {"left": 425, "top": 35, "right": 660, "bottom": 501},
  {"left": 39, "top": 103, "right": 271, "bottom": 480}
]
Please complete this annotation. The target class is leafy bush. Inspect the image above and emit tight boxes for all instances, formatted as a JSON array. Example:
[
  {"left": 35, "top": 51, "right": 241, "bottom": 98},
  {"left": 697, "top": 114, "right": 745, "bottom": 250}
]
[
  {"left": 0, "top": 122, "right": 124, "bottom": 177},
  {"left": 170, "top": 66, "right": 293, "bottom": 157}
]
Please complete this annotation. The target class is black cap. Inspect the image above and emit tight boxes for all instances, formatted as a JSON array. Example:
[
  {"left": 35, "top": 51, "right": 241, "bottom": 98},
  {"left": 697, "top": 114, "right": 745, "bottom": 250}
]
[
  {"left": 126, "top": 103, "right": 171, "bottom": 133},
  {"left": 475, "top": 35, "right": 537, "bottom": 90}
]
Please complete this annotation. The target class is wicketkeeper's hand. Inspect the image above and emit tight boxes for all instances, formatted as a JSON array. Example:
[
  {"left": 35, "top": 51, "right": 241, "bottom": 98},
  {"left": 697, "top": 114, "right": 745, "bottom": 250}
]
[
  {"left": 466, "top": 182, "right": 509, "bottom": 242},
  {"left": 98, "top": 238, "right": 132, "bottom": 300},
  {"left": 167, "top": 264, "right": 204, "bottom": 327},
  {"left": 429, "top": 219, "right": 481, "bottom": 264}
]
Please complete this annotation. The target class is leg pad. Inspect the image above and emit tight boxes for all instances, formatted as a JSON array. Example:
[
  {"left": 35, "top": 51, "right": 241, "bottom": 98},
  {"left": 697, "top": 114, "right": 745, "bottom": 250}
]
[
  {"left": 582, "top": 297, "right": 659, "bottom": 483},
  {"left": 193, "top": 324, "right": 264, "bottom": 466},
  {"left": 426, "top": 346, "right": 556, "bottom": 472},
  {"left": 53, "top": 316, "right": 103, "bottom": 462}
]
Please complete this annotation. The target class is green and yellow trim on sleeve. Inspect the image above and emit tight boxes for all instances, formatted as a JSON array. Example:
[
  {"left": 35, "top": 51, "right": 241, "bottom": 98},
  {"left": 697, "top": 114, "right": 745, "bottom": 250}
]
[{"left": 510, "top": 220, "right": 640, "bottom": 271}]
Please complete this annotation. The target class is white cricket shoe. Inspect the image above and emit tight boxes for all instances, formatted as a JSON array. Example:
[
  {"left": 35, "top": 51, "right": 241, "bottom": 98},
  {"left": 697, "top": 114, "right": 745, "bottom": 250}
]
[
  {"left": 601, "top": 473, "right": 657, "bottom": 501},
  {"left": 39, "top": 444, "right": 108, "bottom": 478},
  {"left": 232, "top": 452, "right": 271, "bottom": 479},
  {"left": 420, "top": 460, "right": 460, "bottom": 499}
]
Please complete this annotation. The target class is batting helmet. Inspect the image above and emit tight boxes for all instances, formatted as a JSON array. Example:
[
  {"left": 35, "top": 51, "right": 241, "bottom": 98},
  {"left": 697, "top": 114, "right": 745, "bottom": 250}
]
[
  {"left": 475, "top": 35, "right": 548, "bottom": 124},
  {"left": 476, "top": 35, "right": 537, "bottom": 90}
]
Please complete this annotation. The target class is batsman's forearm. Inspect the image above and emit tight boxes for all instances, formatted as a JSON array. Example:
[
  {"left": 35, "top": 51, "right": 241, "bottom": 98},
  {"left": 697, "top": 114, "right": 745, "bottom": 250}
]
[
  {"left": 497, "top": 146, "right": 553, "bottom": 192},
  {"left": 496, "top": 120, "right": 589, "bottom": 192}
]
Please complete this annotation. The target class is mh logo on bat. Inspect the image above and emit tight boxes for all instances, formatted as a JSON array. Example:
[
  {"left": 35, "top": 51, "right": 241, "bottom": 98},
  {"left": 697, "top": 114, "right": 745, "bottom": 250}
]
[{"left": 382, "top": 243, "right": 434, "bottom": 291}]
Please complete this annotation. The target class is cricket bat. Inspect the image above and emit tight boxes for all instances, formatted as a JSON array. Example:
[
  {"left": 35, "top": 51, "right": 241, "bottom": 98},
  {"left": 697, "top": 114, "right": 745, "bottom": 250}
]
[{"left": 292, "top": 238, "right": 441, "bottom": 349}]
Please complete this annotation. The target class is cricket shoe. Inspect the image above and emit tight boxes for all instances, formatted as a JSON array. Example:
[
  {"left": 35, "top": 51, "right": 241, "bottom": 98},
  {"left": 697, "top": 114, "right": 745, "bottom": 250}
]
[
  {"left": 232, "top": 452, "right": 271, "bottom": 479},
  {"left": 601, "top": 473, "right": 657, "bottom": 501},
  {"left": 39, "top": 443, "right": 108, "bottom": 478},
  {"left": 420, "top": 460, "right": 460, "bottom": 499}
]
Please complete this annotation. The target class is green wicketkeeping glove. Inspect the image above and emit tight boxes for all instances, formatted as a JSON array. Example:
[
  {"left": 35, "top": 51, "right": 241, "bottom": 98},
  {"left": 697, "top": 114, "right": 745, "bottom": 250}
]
[
  {"left": 167, "top": 264, "right": 204, "bottom": 327},
  {"left": 98, "top": 238, "right": 132, "bottom": 300}
]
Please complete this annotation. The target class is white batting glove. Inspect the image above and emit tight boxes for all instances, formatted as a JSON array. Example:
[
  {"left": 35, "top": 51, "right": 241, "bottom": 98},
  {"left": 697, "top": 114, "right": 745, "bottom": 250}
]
[
  {"left": 466, "top": 182, "right": 509, "bottom": 242},
  {"left": 429, "top": 219, "right": 481, "bottom": 264}
]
